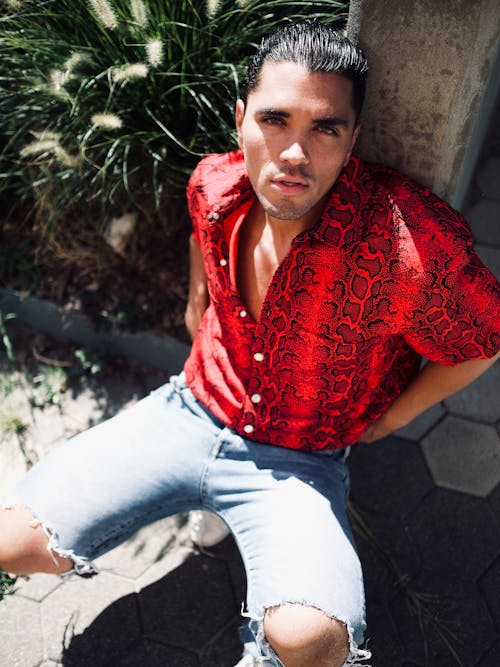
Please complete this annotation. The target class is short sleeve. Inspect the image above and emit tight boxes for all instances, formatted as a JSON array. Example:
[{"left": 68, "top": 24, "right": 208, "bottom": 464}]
[{"left": 403, "top": 247, "right": 500, "bottom": 364}]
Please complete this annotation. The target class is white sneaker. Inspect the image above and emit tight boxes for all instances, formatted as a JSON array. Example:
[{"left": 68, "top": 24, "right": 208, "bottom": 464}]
[
  {"left": 188, "top": 510, "right": 230, "bottom": 547},
  {"left": 233, "top": 648, "right": 261, "bottom": 666}
]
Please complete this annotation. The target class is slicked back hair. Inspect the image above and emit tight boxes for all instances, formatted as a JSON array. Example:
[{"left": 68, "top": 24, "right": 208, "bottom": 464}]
[{"left": 241, "top": 21, "right": 368, "bottom": 123}]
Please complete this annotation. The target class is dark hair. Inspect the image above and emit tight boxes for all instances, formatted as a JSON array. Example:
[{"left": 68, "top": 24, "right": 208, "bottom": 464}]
[{"left": 242, "top": 21, "right": 368, "bottom": 122}]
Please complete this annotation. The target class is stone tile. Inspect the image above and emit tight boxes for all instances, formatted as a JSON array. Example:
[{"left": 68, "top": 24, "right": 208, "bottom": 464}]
[
  {"left": 348, "top": 436, "right": 434, "bottom": 517},
  {"left": 199, "top": 618, "right": 246, "bottom": 667},
  {"left": 0, "top": 596, "right": 43, "bottom": 667},
  {"left": 475, "top": 243, "right": 500, "bottom": 281},
  {"left": 364, "top": 598, "right": 403, "bottom": 666},
  {"left": 41, "top": 572, "right": 140, "bottom": 665},
  {"left": 107, "top": 638, "right": 199, "bottom": 666},
  {"left": 477, "top": 156, "right": 500, "bottom": 200},
  {"left": 406, "top": 488, "right": 500, "bottom": 580},
  {"left": 16, "top": 573, "right": 63, "bottom": 603},
  {"left": 487, "top": 481, "right": 500, "bottom": 520},
  {"left": 351, "top": 507, "right": 422, "bottom": 602},
  {"left": 95, "top": 515, "right": 188, "bottom": 581},
  {"left": 390, "top": 570, "right": 495, "bottom": 666},
  {"left": 465, "top": 198, "right": 500, "bottom": 245},
  {"left": 421, "top": 416, "right": 500, "bottom": 496},
  {"left": 0, "top": 433, "right": 28, "bottom": 496},
  {"left": 135, "top": 543, "right": 194, "bottom": 591},
  {"left": 444, "top": 361, "right": 500, "bottom": 423},
  {"left": 479, "top": 639, "right": 500, "bottom": 667},
  {"left": 138, "top": 553, "right": 237, "bottom": 651},
  {"left": 479, "top": 556, "right": 500, "bottom": 633},
  {"left": 394, "top": 402, "right": 446, "bottom": 441}
]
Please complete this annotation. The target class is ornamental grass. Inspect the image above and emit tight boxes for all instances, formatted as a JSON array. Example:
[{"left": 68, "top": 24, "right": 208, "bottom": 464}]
[{"left": 0, "top": 0, "right": 348, "bottom": 236}]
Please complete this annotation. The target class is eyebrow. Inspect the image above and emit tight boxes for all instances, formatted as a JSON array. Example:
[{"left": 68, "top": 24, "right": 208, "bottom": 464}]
[{"left": 255, "top": 108, "right": 350, "bottom": 128}]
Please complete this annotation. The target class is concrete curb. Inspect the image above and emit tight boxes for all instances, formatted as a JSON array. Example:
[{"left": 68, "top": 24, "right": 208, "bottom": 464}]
[{"left": 0, "top": 288, "right": 190, "bottom": 374}]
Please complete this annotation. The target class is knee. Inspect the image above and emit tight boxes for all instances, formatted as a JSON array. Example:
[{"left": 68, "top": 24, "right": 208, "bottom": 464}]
[
  {"left": 264, "top": 604, "right": 350, "bottom": 667},
  {"left": 0, "top": 507, "right": 72, "bottom": 576}
]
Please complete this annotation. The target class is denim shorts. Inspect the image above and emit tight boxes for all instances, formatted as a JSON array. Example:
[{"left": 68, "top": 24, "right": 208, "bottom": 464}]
[{"left": 2, "top": 373, "right": 370, "bottom": 665}]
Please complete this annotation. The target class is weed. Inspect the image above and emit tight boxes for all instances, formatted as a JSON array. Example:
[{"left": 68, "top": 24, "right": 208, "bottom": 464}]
[
  {"left": 0, "top": 309, "right": 16, "bottom": 363},
  {"left": 0, "top": 0, "right": 348, "bottom": 231},
  {"left": 75, "top": 348, "right": 104, "bottom": 376},
  {"left": 0, "top": 569, "right": 17, "bottom": 601},
  {"left": 31, "top": 366, "right": 68, "bottom": 408}
]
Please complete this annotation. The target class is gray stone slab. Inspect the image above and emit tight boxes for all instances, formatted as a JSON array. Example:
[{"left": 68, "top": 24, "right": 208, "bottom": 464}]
[
  {"left": 0, "top": 288, "right": 190, "bottom": 374},
  {"left": 138, "top": 553, "right": 237, "bottom": 651},
  {"left": 390, "top": 570, "right": 496, "bottom": 666},
  {"left": 444, "top": 361, "right": 500, "bottom": 423},
  {"left": 348, "top": 437, "right": 434, "bottom": 517},
  {"left": 475, "top": 243, "right": 500, "bottom": 280},
  {"left": 477, "top": 156, "right": 500, "bottom": 200},
  {"left": 406, "top": 488, "right": 500, "bottom": 580},
  {"left": 465, "top": 198, "right": 500, "bottom": 245},
  {"left": 0, "top": 434, "right": 27, "bottom": 496},
  {"left": 95, "top": 515, "right": 189, "bottom": 581},
  {"left": 16, "top": 573, "right": 63, "bottom": 603},
  {"left": 394, "top": 402, "right": 446, "bottom": 441},
  {"left": 0, "top": 596, "right": 44, "bottom": 667},
  {"left": 107, "top": 638, "right": 199, "bottom": 666},
  {"left": 421, "top": 416, "right": 500, "bottom": 496},
  {"left": 40, "top": 572, "right": 139, "bottom": 664}
]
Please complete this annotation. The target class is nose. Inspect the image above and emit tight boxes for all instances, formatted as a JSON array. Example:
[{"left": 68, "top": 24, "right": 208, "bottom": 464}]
[{"left": 279, "top": 138, "right": 309, "bottom": 166}]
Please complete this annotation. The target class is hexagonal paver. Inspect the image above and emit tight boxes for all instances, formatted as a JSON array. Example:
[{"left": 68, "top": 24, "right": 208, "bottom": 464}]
[
  {"left": 138, "top": 553, "right": 238, "bottom": 651},
  {"left": 480, "top": 639, "right": 500, "bottom": 667},
  {"left": 479, "top": 556, "right": 500, "bottom": 634},
  {"left": 406, "top": 488, "right": 500, "bottom": 580},
  {"left": 95, "top": 515, "right": 189, "bottom": 581},
  {"left": 0, "top": 596, "right": 44, "bottom": 667},
  {"left": 41, "top": 572, "right": 139, "bottom": 664},
  {"left": 475, "top": 244, "right": 500, "bottom": 281},
  {"left": 364, "top": 598, "right": 403, "bottom": 666},
  {"left": 16, "top": 572, "right": 63, "bottom": 603},
  {"left": 349, "top": 436, "right": 434, "bottom": 517},
  {"left": 394, "top": 402, "right": 446, "bottom": 441},
  {"left": 444, "top": 361, "right": 500, "bottom": 423},
  {"left": 465, "top": 198, "right": 500, "bottom": 245},
  {"left": 390, "top": 570, "right": 496, "bottom": 666},
  {"left": 421, "top": 416, "right": 500, "bottom": 496},
  {"left": 477, "top": 156, "right": 500, "bottom": 199},
  {"left": 107, "top": 638, "right": 199, "bottom": 666},
  {"left": 352, "top": 507, "right": 422, "bottom": 602},
  {"left": 487, "top": 481, "right": 500, "bottom": 522},
  {"left": 199, "top": 618, "right": 247, "bottom": 667}
]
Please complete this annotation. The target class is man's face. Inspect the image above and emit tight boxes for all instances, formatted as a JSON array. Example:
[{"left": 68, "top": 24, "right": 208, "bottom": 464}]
[{"left": 236, "top": 61, "right": 360, "bottom": 229}]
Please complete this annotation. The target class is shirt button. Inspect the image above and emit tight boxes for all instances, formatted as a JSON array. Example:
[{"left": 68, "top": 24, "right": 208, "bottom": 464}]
[
  {"left": 219, "top": 258, "right": 227, "bottom": 266},
  {"left": 243, "top": 424, "right": 254, "bottom": 434},
  {"left": 239, "top": 310, "right": 247, "bottom": 318},
  {"left": 212, "top": 211, "right": 220, "bottom": 220},
  {"left": 253, "top": 352, "right": 264, "bottom": 362},
  {"left": 250, "top": 393, "right": 262, "bottom": 404}
]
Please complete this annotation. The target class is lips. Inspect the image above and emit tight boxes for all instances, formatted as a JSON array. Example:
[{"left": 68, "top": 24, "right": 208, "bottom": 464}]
[{"left": 270, "top": 178, "right": 308, "bottom": 195}]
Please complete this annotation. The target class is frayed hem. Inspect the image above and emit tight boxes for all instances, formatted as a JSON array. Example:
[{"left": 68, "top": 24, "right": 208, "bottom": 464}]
[
  {"left": 1, "top": 501, "right": 98, "bottom": 578},
  {"left": 241, "top": 600, "right": 371, "bottom": 666}
]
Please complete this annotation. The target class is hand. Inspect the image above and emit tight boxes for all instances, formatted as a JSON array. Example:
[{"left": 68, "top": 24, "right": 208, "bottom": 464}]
[{"left": 357, "top": 411, "right": 402, "bottom": 444}]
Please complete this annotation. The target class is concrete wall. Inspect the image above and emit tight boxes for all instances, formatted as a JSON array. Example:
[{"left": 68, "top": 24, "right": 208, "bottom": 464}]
[{"left": 347, "top": 0, "right": 500, "bottom": 202}]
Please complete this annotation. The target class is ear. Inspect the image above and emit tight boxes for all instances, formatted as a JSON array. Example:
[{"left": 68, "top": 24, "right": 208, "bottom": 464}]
[
  {"left": 344, "top": 123, "right": 361, "bottom": 166},
  {"left": 235, "top": 99, "right": 245, "bottom": 149}
]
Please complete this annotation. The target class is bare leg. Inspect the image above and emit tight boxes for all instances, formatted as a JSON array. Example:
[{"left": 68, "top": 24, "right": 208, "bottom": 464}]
[
  {"left": 0, "top": 507, "right": 73, "bottom": 576},
  {"left": 264, "top": 604, "right": 350, "bottom": 667}
]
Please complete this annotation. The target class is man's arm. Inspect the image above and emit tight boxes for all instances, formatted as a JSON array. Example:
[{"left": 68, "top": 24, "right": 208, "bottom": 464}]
[
  {"left": 359, "top": 350, "right": 500, "bottom": 443},
  {"left": 185, "top": 235, "right": 209, "bottom": 340}
]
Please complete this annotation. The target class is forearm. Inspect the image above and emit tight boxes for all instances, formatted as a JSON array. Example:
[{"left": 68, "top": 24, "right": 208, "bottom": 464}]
[{"left": 359, "top": 349, "right": 500, "bottom": 443}]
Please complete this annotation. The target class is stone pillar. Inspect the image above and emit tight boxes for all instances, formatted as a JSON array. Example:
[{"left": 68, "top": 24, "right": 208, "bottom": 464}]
[{"left": 347, "top": 0, "right": 500, "bottom": 203}]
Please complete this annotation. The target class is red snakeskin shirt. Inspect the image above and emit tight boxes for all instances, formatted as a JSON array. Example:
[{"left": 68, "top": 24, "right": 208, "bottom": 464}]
[{"left": 184, "top": 151, "right": 500, "bottom": 451}]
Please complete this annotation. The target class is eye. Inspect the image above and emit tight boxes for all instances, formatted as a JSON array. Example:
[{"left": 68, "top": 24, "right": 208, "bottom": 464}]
[
  {"left": 260, "top": 115, "right": 285, "bottom": 126},
  {"left": 316, "top": 125, "right": 339, "bottom": 136}
]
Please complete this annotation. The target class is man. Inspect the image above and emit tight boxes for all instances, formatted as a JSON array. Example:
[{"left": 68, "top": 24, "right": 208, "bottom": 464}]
[{"left": 1, "top": 21, "right": 499, "bottom": 667}]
